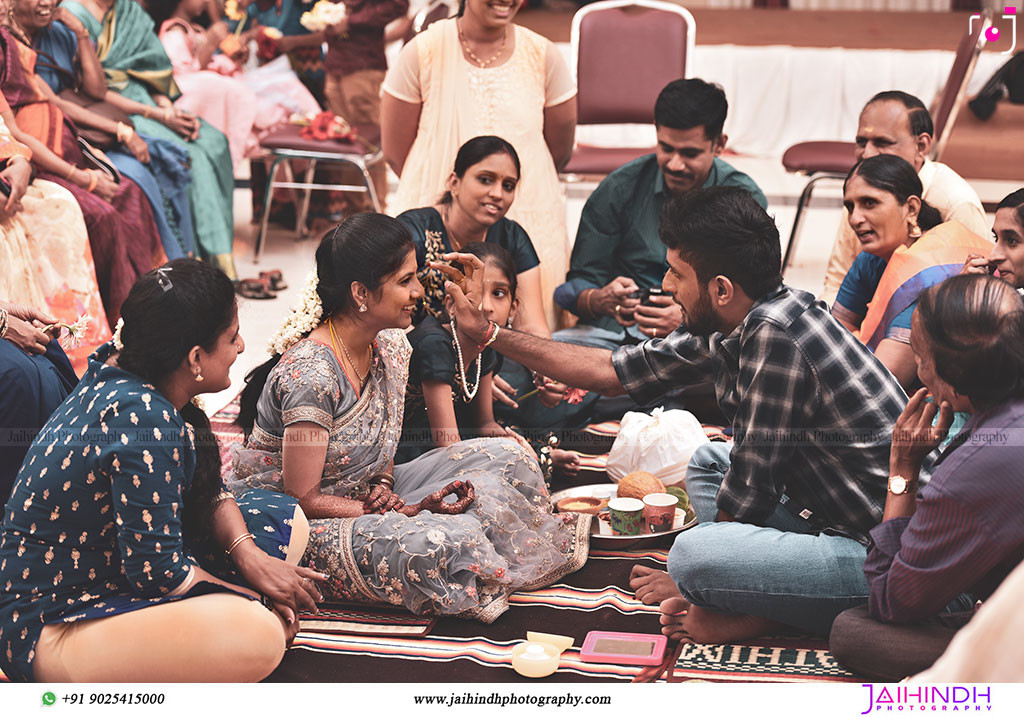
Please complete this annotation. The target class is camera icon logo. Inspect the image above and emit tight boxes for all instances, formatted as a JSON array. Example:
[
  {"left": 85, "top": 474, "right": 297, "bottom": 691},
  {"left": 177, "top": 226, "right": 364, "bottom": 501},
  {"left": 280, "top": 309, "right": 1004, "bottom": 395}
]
[{"left": 972, "top": 6, "right": 1018, "bottom": 55}]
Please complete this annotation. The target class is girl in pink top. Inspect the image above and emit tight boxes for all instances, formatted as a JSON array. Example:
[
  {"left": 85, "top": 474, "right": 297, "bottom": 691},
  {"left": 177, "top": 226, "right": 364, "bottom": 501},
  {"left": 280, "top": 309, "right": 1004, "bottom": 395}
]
[{"left": 151, "top": 0, "right": 320, "bottom": 167}]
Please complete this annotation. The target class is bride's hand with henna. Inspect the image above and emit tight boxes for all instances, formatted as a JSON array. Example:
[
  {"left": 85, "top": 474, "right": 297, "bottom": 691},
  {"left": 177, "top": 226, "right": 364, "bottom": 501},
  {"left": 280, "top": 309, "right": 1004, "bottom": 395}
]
[
  {"left": 362, "top": 483, "right": 405, "bottom": 514},
  {"left": 414, "top": 480, "right": 475, "bottom": 516}
]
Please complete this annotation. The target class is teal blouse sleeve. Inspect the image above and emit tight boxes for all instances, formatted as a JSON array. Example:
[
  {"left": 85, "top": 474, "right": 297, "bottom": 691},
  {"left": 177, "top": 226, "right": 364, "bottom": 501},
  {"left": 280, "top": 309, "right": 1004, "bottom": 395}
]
[
  {"left": 495, "top": 219, "right": 540, "bottom": 273},
  {"left": 833, "top": 252, "right": 887, "bottom": 326}
]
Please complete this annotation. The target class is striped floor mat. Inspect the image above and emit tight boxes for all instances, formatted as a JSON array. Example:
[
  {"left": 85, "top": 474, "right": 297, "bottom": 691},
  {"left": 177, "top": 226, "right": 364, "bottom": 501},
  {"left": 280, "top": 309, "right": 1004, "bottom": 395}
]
[
  {"left": 212, "top": 399, "right": 861, "bottom": 684},
  {"left": 268, "top": 546, "right": 863, "bottom": 683}
]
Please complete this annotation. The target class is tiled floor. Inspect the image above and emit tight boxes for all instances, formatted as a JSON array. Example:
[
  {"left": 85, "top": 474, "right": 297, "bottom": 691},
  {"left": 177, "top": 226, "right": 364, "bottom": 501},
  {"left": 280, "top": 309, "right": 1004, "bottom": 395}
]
[{"left": 206, "top": 157, "right": 1018, "bottom": 415}]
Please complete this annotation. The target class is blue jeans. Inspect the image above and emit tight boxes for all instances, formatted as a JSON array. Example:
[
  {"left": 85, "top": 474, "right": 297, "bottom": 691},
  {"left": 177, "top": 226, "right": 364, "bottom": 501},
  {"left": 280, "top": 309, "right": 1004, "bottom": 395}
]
[{"left": 668, "top": 442, "right": 870, "bottom": 636}]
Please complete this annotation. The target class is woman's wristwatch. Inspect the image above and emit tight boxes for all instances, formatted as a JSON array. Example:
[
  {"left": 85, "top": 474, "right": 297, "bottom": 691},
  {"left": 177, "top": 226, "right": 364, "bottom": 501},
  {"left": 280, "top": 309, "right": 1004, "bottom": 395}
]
[{"left": 887, "top": 475, "right": 911, "bottom": 495}]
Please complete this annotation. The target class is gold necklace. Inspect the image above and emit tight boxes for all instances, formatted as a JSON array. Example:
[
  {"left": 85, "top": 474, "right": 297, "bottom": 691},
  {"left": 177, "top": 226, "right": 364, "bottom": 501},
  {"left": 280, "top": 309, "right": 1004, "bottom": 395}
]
[
  {"left": 441, "top": 204, "right": 466, "bottom": 251},
  {"left": 457, "top": 19, "right": 507, "bottom": 68},
  {"left": 329, "top": 318, "right": 370, "bottom": 385}
]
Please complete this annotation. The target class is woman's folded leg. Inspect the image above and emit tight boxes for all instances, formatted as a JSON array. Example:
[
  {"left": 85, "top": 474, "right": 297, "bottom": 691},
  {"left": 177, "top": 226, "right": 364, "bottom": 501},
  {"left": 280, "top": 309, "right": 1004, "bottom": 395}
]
[{"left": 32, "top": 593, "right": 286, "bottom": 683}]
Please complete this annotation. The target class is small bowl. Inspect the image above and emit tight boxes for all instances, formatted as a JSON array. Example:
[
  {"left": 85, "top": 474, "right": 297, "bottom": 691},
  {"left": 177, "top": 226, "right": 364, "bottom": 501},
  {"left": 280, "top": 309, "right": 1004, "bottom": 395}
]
[
  {"left": 556, "top": 496, "right": 609, "bottom": 515},
  {"left": 511, "top": 641, "right": 560, "bottom": 678}
]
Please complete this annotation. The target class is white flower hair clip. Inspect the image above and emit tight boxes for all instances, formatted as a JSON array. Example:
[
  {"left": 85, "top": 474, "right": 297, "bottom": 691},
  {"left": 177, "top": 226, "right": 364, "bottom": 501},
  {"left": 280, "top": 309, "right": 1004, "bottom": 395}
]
[{"left": 112, "top": 317, "right": 125, "bottom": 352}]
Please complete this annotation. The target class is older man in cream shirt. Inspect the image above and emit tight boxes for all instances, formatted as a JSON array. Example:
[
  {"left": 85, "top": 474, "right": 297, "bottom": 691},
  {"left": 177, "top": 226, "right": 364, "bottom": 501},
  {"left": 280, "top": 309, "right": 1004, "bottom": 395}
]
[{"left": 821, "top": 90, "right": 988, "bottom": 306}]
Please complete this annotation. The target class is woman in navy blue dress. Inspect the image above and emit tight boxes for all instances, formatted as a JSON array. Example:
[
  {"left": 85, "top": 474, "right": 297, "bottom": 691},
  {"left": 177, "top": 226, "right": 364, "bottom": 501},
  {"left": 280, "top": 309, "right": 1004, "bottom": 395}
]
[{"left": 0, "top": 259, "right": 325, "bottom": 682}]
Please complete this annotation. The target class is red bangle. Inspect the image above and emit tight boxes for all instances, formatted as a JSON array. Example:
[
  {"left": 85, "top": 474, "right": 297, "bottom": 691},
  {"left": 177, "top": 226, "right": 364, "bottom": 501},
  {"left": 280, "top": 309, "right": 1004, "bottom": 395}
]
[{"left": 477, "top": 321, "right": 496, "bottom": 351}]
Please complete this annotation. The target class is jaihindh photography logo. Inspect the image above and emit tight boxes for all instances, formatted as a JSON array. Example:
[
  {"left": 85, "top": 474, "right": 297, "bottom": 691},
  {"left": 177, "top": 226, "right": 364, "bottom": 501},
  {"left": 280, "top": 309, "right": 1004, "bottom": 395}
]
[{"left": 860, "top": 684, "right": 993, "bottom": 713}]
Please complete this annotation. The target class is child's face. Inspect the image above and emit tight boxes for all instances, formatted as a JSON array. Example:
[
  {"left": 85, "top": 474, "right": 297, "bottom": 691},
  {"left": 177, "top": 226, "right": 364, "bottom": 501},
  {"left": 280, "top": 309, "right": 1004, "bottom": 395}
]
[{"left": 480, "top": 259, "right": 515, "bottom": 326}]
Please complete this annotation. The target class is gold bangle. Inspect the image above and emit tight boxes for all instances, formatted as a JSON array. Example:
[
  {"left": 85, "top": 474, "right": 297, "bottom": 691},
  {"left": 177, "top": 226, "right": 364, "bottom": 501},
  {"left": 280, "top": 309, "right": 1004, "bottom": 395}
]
[
  {"left": 225, "top": 532, "right": 255, "bottom": 556},
  {"left": 0, "top": 308, "right": 8, "bottom": 340},
  {"left": 86, "top": 169, "right": 99, "bottom": 193},
  {"left": 143, "top": 105, "right": 152, "bottom": 119},
  {"left": 581, "top": 289, "right": 594, "bottom": 318},
  {"left": 64, "top": 163, "right": 77, "bottom": 180},
  {"left": 370, "top": 473, "right": 395, "bottom": 490}
]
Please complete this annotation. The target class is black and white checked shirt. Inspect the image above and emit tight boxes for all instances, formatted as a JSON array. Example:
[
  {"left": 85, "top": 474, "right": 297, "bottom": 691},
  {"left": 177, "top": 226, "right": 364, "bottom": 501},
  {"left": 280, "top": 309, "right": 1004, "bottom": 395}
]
[{"left": 611, "top": 285, "right": 908, "bottom": 543}]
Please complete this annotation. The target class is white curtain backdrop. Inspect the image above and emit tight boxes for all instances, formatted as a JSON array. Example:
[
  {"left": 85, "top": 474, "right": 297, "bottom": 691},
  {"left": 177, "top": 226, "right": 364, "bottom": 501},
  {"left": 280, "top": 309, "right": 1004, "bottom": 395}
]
[
  {"left": 567, "top": 43, "right": 1004, "bottom": 157},
  {"left": 788, "top": 0, "right": 951, "bottom": 9},
  {"left": 656, "top": 1, "right": 956, "bottom": 8}
]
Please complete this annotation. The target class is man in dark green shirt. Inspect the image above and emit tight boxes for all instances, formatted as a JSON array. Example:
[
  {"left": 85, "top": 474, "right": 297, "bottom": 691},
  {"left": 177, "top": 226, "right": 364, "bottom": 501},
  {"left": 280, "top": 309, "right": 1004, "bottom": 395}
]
[{"left": 554, "top": 79, "right": 768, "bottom": 348}]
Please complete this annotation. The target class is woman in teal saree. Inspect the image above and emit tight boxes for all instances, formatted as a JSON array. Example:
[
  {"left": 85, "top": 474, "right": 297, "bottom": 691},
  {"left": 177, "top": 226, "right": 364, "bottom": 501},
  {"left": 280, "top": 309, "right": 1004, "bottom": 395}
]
[{"left": 63, "top": 0, "right": 237, "bottom": 278}]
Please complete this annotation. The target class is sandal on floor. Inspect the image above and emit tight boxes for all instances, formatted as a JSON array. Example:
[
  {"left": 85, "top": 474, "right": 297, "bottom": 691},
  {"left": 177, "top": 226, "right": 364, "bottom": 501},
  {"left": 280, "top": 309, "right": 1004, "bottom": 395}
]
[
  {"left": 259, "top": 269, "right": 288, "bottom": 292},
  {"left": 235, "top": 277, "right": 276, "bottom": 300}
]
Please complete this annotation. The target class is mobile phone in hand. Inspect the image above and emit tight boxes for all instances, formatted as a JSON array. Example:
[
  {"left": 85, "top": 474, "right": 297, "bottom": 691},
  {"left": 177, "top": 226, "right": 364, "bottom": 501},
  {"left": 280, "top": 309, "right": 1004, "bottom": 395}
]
[{"left": 640, "top": 287, "right": 666, "bottom": 306}]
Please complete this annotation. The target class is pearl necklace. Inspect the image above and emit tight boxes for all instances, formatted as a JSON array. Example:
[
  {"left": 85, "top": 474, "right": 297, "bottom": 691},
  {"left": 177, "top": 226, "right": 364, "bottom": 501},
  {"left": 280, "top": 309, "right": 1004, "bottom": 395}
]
[
  {"left": 450, "top": 317, "right": 481, "bottom": 402},
  {"left": 457, "top": 19, "right": 507, "bottom": 68}
]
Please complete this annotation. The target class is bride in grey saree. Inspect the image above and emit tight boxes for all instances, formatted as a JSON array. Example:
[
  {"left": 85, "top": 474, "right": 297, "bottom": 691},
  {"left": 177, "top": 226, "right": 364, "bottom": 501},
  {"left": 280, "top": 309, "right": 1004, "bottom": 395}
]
[{"left": 230, "top": 215, "right": 589, "bottom": 622}]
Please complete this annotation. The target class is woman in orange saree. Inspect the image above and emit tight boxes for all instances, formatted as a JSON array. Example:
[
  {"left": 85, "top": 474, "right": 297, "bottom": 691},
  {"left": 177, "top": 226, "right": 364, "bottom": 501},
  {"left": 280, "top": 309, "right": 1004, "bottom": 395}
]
[
  {"left": 0, "top": 21, "right": 164, "bottom": 324},
  {"left": 832, "top": 154, "right": 991, "bottom": 390},
  {"left": 0, "top": 97, "right": 110, "bottom": 372}
]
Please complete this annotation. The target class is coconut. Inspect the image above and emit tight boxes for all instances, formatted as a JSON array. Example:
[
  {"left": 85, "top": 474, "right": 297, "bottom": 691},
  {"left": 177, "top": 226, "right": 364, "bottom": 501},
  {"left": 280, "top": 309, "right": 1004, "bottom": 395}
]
[{"left": 616, "top": 471, "right": 665, "bottom": 499}]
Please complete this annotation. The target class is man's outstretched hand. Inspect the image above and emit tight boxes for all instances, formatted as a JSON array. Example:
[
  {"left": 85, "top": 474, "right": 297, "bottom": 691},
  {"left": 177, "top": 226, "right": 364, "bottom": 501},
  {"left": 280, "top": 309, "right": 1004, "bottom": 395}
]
[{"left": 435, "top": 251, "right": 490, "bottom": 345}]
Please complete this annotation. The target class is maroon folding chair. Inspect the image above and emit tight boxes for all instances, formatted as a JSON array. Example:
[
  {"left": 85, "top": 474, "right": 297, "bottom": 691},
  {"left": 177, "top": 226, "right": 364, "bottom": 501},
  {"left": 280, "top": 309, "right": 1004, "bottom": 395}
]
[
  {"left": 562, "top": 0, "right": 695, "bottom": 178},
  {"left": 780, "top": 9, "right": 991, "bottom": 274},
  {"left": 253, "top": 125, "right": 382, "bottom": 263}
]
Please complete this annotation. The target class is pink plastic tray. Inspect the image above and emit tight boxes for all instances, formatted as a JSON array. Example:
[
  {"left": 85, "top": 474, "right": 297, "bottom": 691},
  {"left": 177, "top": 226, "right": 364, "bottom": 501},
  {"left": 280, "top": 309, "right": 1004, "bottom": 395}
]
[{"left": 579, "top": 630, "right": 668, "bottom": 666}]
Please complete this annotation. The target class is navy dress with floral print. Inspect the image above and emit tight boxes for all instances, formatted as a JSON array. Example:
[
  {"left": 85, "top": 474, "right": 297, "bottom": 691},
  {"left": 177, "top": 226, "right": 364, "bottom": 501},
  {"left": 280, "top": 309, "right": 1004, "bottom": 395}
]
[{"left": 0, "top": 343, "right": 290, "bottom": 682}]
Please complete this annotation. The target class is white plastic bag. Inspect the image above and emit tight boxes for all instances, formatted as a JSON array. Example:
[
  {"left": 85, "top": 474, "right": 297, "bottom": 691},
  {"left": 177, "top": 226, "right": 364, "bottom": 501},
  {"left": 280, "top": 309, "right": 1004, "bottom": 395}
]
[{"left": 605, "top": 407, "right": 710, "bottom": 487}]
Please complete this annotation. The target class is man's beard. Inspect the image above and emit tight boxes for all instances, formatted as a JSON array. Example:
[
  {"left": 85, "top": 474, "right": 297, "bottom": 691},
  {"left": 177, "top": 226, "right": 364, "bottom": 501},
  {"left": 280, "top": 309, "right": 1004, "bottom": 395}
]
[{"left": 681, "top": 288, "right": 718, "bottom": 336}]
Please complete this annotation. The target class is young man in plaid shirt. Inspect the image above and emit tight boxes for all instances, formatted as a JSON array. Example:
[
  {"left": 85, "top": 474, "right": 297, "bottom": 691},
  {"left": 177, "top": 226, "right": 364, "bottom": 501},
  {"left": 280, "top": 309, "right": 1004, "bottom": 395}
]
[{"left": 445, "top": 186, "right": 908, "bottom": 642}]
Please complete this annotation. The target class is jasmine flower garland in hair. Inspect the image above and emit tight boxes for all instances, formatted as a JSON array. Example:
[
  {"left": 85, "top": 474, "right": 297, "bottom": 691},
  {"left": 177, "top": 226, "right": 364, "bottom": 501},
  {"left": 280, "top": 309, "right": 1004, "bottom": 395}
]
[
  {"left": 268, "top": 270, "right": 323, "bottom": 355},
  {"left": 111, "top": 317, "right": 125, "bottom": 351}
]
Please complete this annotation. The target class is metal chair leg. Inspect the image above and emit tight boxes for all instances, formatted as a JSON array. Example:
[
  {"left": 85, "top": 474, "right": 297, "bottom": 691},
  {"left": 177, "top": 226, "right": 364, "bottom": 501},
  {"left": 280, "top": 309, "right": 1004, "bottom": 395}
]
[
  {"left": 296, "top": 159, "right": 317, "bottom": 237},
  {"left": 254, "top": 157, "right": 284, "bottom": 264},
  {"left": 782, "top": 173, "right": 845, "bottom": 275},
  {"left": 359, "top": 159, "right": 382, "bottom": 212},
  {"left": 280, "top": 161, "right": 299, "bottom": 210}
]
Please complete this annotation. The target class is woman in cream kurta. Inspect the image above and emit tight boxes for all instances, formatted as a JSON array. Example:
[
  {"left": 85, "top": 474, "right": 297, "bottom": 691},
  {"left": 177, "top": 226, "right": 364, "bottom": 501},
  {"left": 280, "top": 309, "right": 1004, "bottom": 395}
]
[{"left": 382, "top": 17, "right": 576, "bottom": 328}]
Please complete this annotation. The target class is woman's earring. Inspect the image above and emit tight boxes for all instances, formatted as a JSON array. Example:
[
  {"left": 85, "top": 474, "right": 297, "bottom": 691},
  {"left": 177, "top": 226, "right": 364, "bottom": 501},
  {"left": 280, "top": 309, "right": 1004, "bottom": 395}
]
[
  {"left": 909, "top": 220, "right": 922, "bottom": 239},
  {"left": 194, "top": 369, "right": 204, "bottom": 382},
  {"left": 506, "top": 317, "right": 513, "bottom": 328},
  {"left": 358, "top": 304, "right": 367, "bottom": 313}
]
